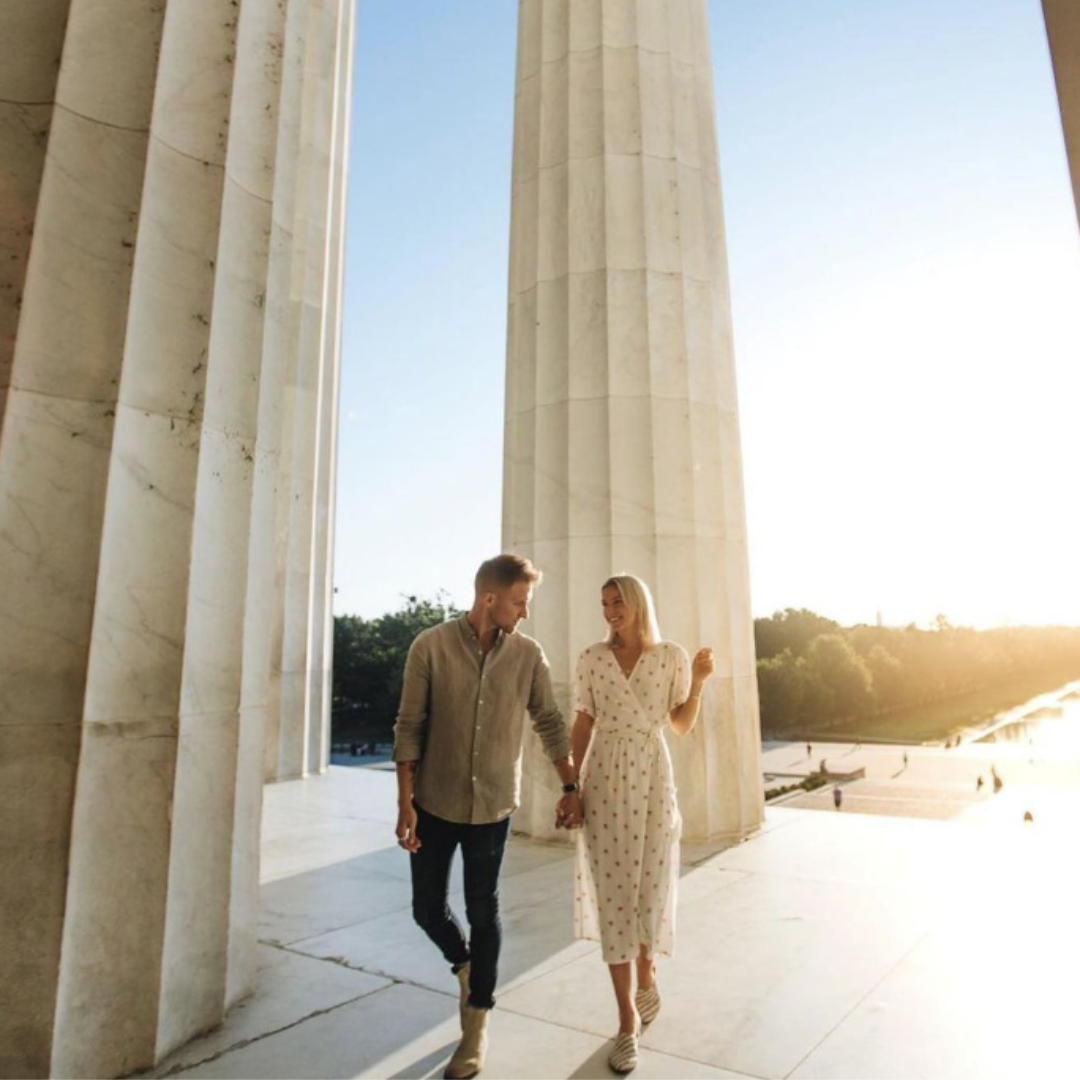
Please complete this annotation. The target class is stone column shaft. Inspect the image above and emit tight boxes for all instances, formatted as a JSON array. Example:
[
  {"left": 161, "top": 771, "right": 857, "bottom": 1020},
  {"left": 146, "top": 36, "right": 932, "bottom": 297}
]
[
  {"left": 0, "top": 0, "right": 354, "bottom": 1073},
  {"left": 158, "top": 0, "right": 291, "bottom": 1057},
  {"left": 0, "top": 0, "right": 73, "bottom": 435},
  {"left": 1043, "top": 0, "right": 1080, "bottom": 229},
  {"left": 275, "top": 0, "right": 344, "bottom": 782},
  {"left": 505, "top": 0, "right": 763, "bottom": 842},
  {"left": 55, "top": 4, "right": 240, "bottom": 1073},
  {"left": 308, "top": 0, "right": 357, "bottom": 779},
  {"left": 0, "top": 1, "right": 165, "bottom": 1072}
]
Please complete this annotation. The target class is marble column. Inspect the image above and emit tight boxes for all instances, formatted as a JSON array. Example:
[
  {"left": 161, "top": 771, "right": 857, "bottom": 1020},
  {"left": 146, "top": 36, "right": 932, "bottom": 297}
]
[
  {"left": 504, "top": 0, "right": 763, "bottom": 843},
  {"left": 0, "top": 0, "right": 353, "bottom": 1074},
  {"left": 1043, "top": 0, "right": 1080, "bottom": 228},
  {"left": 0, "top": 0, "right": 73, "bottom": 435}
]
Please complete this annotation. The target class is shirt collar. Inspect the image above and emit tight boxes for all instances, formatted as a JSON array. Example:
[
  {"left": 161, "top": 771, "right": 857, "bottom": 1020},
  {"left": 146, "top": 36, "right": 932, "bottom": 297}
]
[{"left": 459, "top": 611, "right": 502, "bottom": 649}]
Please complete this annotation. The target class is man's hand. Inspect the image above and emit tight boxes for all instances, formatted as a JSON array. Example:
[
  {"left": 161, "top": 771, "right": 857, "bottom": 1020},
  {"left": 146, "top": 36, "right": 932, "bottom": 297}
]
[
  {"left": 396, "top": 803, "right": 421, "bottom": 852},
  {"left": 554, "top": 791, "right": 583, "bottom": 829}
]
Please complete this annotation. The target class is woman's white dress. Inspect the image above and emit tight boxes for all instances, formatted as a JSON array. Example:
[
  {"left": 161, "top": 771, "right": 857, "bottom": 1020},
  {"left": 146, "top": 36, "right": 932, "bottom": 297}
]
[{"left": 573, "top": 640, "right": 691, "bottom": 964}]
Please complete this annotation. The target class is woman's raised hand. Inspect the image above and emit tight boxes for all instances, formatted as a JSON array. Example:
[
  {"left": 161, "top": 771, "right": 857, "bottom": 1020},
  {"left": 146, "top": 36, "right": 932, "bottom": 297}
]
[{"left": 691, "top": 646, "right": 715, "bottom": 683}]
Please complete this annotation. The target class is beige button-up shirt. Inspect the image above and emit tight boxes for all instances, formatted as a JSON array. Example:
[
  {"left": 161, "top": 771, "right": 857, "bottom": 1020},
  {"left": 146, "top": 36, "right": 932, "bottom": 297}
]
[{"left": 392, "top": 614, "right": 570, "bottom": 825}]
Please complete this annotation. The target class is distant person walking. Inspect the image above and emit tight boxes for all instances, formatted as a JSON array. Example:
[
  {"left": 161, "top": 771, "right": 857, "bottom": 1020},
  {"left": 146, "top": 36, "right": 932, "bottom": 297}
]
[
  {"left": 833, "top": 785, "right": 843, "bottom": 811},
  {"left": 392, "top": 555, "right": 578, "bottom": 1080},
  {"left": 902, "top": 750, "right": 909, "bottom": 769},
  {"left": 976, "top": 775, "right": 984, "bottom": 792},
  {"left": 806, "top": 742, "right": 812, "bottom": 758}
]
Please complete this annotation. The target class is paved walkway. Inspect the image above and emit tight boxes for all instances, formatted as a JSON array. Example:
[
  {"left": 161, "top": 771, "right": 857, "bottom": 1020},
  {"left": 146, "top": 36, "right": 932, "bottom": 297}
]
[
  {"left": 764, "top": 739, "right": 1080, "bottom": 823},
  {"left": 151, "top": 758, "right": 1080, "bottom": 1079}
]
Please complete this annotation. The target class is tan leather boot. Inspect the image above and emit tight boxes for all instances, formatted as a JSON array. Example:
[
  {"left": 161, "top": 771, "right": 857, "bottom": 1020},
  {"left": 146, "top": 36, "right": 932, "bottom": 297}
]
[
  {"left": 455, "top": 963, "right": 470, "bottom": 1028},
  {"left": 444, "top": 1004, "right": 489, "bottom": 1079}
]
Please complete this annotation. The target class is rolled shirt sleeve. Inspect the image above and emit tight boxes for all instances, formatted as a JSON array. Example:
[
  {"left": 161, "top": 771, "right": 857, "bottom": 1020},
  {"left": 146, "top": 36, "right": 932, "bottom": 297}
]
[
  {"left": 392, "top": 634, "right": 430, "bottom": 762},
  {"left": 527, "top": 647, "right": 571, "bottom": 761}
]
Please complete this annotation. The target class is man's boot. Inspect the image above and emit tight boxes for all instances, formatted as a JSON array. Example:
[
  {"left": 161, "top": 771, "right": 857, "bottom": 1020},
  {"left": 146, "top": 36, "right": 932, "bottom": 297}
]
[
  {"left": 455, "top": 963, "right": 470, "bottom": 1028},
  {"left": 444, "top": 1004, "right": 489, "bottom": 1079}
]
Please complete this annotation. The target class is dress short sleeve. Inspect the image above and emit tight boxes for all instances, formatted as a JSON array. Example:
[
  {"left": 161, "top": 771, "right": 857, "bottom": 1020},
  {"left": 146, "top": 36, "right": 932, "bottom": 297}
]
[
  {"left": 574, "top": 648, "right": 597, "bottom": 717},
  {"left": 668, "top": 643, "right": 692, "bottom": 712}
]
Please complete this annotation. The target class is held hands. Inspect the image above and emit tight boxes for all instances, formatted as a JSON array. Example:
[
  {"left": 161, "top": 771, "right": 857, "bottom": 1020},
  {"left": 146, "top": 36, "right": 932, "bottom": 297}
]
[
  {"left": 396, "top": 803, "right": 421, "bottom": 853},
  {"left": 554, "top": 790, "right": 583, "bottom": 830}
]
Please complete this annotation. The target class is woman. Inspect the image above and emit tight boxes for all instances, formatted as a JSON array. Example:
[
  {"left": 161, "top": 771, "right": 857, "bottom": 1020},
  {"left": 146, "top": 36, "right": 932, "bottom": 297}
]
[{"left": 570, "top": 574, "right": 715, "bottom": 1074}]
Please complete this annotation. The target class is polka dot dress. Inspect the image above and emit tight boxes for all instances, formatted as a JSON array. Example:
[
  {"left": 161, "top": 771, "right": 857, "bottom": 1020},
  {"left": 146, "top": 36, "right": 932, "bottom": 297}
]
[{"left": 573, "top": 640, "right": 691, "bottom": 965}]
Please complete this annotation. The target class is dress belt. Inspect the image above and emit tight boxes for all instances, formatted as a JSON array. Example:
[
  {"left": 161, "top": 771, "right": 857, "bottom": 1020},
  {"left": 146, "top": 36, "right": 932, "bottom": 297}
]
[{"left": 594, "top": 727, "right": 662, "bottom": 742}]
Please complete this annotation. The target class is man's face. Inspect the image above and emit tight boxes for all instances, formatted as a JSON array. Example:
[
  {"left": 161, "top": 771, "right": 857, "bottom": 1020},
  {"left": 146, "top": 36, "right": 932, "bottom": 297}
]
[{"left": 487, "top": 581, "right": 532, "bottom": 634}]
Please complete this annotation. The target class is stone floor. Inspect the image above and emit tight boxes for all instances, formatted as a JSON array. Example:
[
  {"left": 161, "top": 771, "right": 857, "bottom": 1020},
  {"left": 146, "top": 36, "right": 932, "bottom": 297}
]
[{"left": 151, "top": 752, "right": 1080, "bottom": 1080}]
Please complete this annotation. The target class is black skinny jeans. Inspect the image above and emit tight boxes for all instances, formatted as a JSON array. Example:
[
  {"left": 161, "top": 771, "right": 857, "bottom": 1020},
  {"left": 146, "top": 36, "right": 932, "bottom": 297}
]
[{"left": 410, "top": 803, "right": 510, "bottom": 1010}]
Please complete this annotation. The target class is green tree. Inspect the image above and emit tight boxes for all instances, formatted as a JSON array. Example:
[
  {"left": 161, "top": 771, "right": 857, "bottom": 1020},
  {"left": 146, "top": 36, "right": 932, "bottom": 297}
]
[
  {"left": 803, "top": 633, "right": 873, "bottom": 719},
  {"left": 865, "top": 643, "right": 904, "bottom": 710},
  {"left": 332, "top": 592, "right": 462, "bottom": 744},
  {"left": 756, "top": 649, "right": 804, "bottom": 733},
  {"left": 755, "top": 608, "right": 841, "bottom": 660}
]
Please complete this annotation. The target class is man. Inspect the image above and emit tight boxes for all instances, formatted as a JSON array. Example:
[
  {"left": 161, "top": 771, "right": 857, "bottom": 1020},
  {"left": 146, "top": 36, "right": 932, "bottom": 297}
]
[{"left": 393, "top": 555, "right": 581, "bottom": 1079}]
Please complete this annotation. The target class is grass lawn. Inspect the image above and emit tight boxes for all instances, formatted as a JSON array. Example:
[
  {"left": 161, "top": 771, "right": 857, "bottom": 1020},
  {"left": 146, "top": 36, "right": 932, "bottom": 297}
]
[{"left": 785, "top": 673, "right": 1079, "bottom": 744}]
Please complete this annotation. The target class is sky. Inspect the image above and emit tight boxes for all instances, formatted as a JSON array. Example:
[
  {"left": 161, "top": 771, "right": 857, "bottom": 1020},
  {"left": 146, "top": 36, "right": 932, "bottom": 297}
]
[{"left": 334, "top": 0, "right": 1080, "bottom": 629}]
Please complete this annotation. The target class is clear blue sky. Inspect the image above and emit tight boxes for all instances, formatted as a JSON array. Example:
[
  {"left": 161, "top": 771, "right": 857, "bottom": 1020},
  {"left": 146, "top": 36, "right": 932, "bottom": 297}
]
[{"left": 334, "top": 0, "right": 1080, "bottom": 628}]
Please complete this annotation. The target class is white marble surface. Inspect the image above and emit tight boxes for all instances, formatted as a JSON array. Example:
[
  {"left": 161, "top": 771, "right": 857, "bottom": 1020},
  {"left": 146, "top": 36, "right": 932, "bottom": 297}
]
[
  {"left": 0, "top": 9, "right": 162, "bottom": 1067},
  {"left": 170, "top": 982, "right": 743, "bottom": 1080},
  {"left": 267, "top": 0, "right": 345, "bottom": 783},
  {"left": 0, "top": 0, "right": 353, "bottom": 1072},
  {"left": 12, "top": 106, "right": 146, "bottom": 402},
  {"left": 153, "top": 767, "right": 1080, "bottom": 1080},
  {"left": 504, "top": 0, "right": 763, "bottom": 842},
  {"left": 55, "top": 0, "right": 165, "bottom": 131},
  {"left": 155, "top": 945, "right": 391, "bottom": 1077}
]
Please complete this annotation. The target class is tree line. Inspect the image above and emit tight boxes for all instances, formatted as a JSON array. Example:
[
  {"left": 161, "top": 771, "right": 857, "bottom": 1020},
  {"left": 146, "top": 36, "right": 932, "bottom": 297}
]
[
  {"left": 332, "top": 599, "right": 1080, "bottom": 743},
  {"left": 332, "top": 594, "right": 462, "bottom": 745},
  {"left": 755, "top": 608, "right": 1080, "bottom": 735}
]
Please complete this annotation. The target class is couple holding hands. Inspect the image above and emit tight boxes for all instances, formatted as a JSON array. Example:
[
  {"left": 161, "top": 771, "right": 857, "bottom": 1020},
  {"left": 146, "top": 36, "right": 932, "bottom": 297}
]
[{"left": 393, "top": 555, "right": 715, "bottom": 1078}]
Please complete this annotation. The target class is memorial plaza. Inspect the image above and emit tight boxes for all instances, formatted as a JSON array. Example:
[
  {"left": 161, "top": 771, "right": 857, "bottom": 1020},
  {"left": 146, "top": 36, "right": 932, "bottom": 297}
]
[{"left": 148, "top": 735, "right": 1080, "bottom": 1079}]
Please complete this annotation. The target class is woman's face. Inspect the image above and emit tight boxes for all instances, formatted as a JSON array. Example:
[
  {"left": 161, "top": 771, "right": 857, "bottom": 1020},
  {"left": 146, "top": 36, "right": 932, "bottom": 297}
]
[{"left": 602, "top": 585, "right": 637, "bottom": 638}]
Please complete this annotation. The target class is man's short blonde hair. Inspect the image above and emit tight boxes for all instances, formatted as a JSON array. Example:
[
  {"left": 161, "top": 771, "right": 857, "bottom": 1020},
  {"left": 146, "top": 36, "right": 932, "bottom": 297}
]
[{"left": 475, "top": 554, "right": 542, "bottom": 595}]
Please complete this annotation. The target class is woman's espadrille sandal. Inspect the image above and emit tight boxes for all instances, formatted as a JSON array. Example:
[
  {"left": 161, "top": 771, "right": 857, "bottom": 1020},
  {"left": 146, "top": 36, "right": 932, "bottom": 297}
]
[
  {"left": 608, "top": 1030, "right": 639, "bottom": 1074},
  {"left": 635, "top": 983, "right": 661, "bottom": 1026}
]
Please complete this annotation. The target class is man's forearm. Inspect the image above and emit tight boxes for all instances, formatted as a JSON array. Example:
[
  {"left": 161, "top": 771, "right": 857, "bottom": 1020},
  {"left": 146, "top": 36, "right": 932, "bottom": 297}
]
[{"left": 396, "top": 761, "right": 418, "bottom": 805}]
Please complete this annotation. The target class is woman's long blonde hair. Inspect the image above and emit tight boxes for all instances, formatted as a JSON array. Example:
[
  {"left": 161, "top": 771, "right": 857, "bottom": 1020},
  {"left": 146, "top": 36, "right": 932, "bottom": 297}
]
[{"left": 603, "top": 574, "right": 662, "bottom": 649}]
